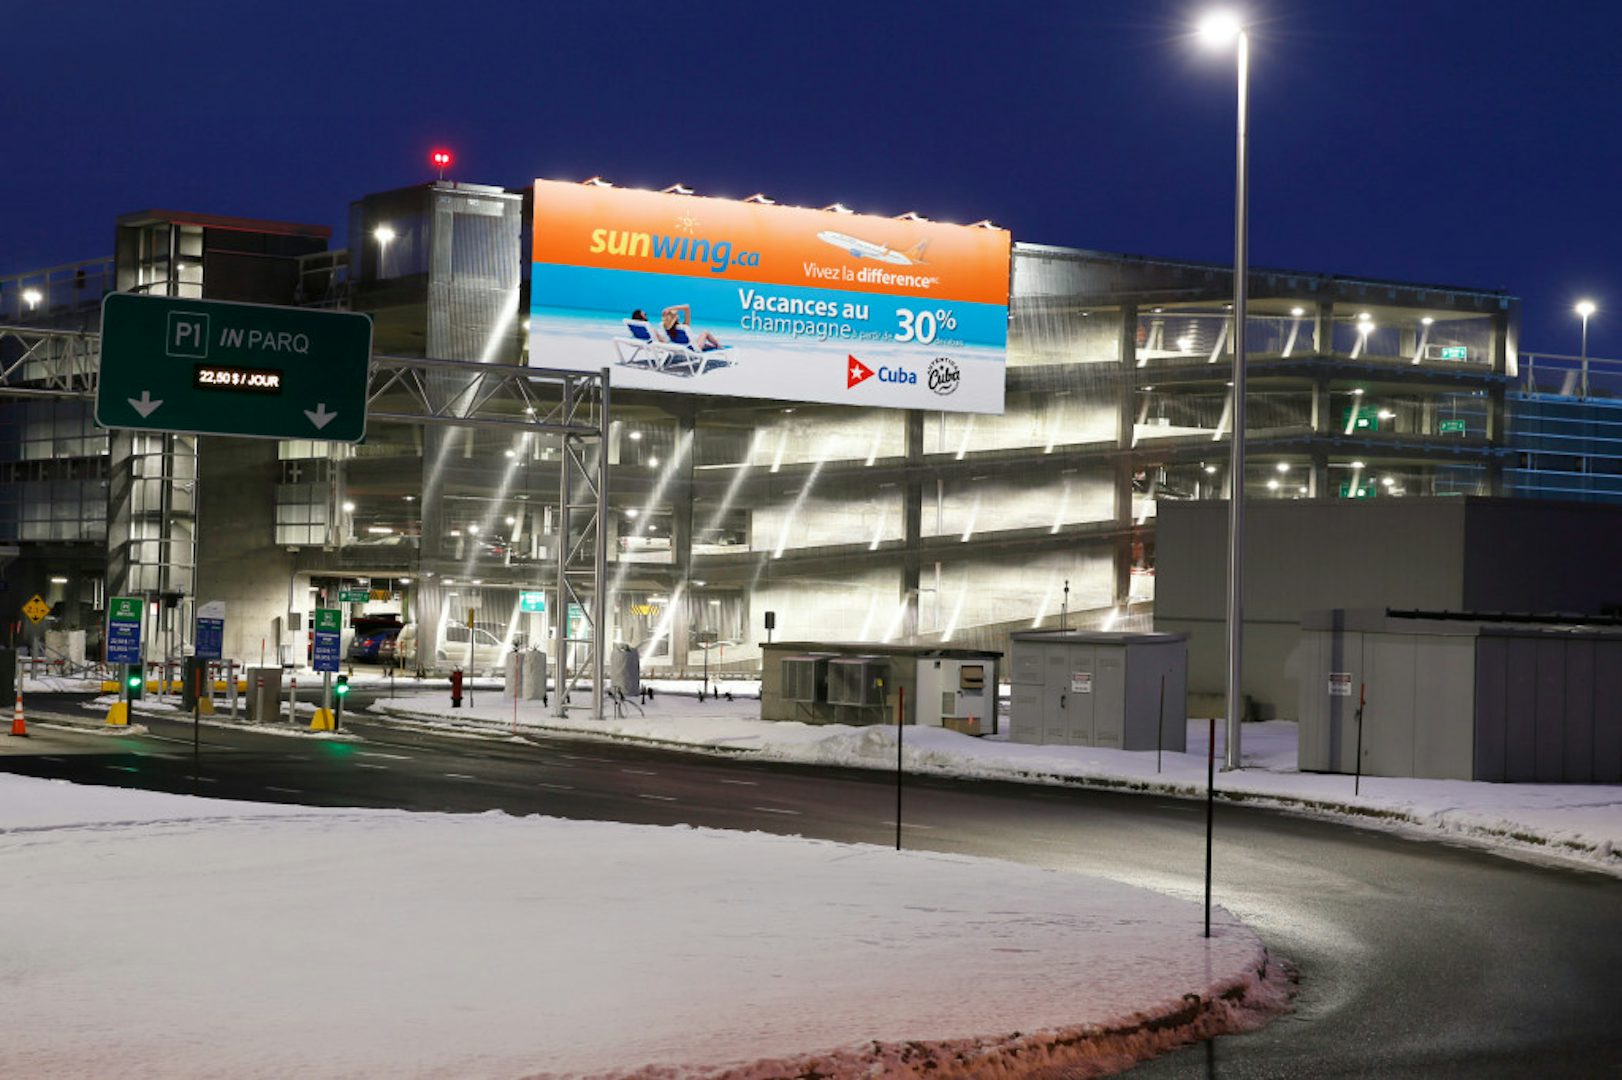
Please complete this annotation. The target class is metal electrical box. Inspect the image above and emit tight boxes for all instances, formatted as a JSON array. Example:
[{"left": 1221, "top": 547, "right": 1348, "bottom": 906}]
[
  {"left": 1009, "top": 631, "right": 1187, "bottom": 750},
  {"left": 244, "top": 666, "right": 282, "bottom": 724},
  {"left": 915, "top": 658, "right": 996, "bottom": 735}
]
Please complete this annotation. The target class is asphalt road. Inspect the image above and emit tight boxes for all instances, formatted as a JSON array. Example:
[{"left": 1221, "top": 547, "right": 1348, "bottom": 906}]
[{"left": 5, "top": 700, "right": 1620, "bottom": 1078}]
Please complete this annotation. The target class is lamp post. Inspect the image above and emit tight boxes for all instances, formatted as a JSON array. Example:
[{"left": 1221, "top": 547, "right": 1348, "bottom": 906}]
[
  {"left": 373, "top": 225, "right": 396, "bottom": 280},
  {"left": 1576, "top": 299, "right": 1596, "bottom": 397},
  {"left": 1200, "top": 10, "right": 1249, "bottom": 771}
]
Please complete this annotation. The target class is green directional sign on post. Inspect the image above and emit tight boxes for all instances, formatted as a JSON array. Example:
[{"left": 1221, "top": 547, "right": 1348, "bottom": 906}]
[
  {"left": 314, "top": 608, "right": 343, "bottom": 634},
  {"left": 96, "top": 293, "right": 372, "bottom": 442}
]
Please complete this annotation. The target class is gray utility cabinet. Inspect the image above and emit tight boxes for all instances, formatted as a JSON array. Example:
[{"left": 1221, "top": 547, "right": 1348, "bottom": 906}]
[
  {"left": 1009, "top": 631, "right": 1187, "bottom": 750},
  {"left": 1298, "top": 609, "right": 1622, "bottom": 783}
]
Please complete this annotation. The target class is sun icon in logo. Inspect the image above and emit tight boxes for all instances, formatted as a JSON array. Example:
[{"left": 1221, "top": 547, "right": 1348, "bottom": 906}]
[{"left": 675, "top": 215, "right": 700, "bottom": 235}]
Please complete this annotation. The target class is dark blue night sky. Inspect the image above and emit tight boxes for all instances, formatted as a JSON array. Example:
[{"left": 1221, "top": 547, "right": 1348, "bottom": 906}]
[{"left": 7, "top": 0, "right": 1617, "bottom": 353}]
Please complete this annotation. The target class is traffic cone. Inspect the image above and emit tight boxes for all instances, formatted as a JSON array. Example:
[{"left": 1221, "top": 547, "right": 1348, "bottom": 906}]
[{"left": 10, "top": 688, "right": 26, "bottom": 737}]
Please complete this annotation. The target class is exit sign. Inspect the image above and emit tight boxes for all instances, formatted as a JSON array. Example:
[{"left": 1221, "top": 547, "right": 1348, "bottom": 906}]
[{"left": 96, "top": 293, "right": 372, "bottom": 442}]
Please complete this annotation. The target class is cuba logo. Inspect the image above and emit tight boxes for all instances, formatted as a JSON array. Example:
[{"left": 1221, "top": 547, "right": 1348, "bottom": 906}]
[{"left": 928, "top": 357, "right": 960, "bottom": 396}]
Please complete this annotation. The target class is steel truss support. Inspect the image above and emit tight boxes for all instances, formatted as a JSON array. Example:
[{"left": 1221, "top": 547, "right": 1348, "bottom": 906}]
[
  {"left": 0, "top": 326, "right": 101, "bottom": 396},
  {"left": 0, "top": 331, "right": 614, "bottom": 722}
]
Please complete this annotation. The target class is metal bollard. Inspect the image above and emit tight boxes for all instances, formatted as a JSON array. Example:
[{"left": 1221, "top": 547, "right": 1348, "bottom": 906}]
[{"left": 286, "top": 676, "right": 297, "bottom": 724}]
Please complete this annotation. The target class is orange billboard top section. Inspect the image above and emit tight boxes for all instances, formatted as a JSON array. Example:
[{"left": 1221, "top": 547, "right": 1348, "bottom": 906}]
[{"left": 531, "top": 179, "right": 1010, "bottom": 307}]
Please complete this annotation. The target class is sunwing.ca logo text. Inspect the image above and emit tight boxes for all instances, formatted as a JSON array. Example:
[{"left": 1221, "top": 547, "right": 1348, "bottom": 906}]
[{"left": 589, "top": 228, "right": 762, "bottom": 274}]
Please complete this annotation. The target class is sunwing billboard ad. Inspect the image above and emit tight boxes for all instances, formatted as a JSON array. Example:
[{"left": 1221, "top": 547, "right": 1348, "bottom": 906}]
[{"left": 528, "top": 180, "right": 1010, "bottom": 413}]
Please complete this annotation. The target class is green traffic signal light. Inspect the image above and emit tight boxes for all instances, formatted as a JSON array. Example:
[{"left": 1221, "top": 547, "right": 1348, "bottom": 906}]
[
  {"left": 127, "top": 674, "right": 141, "bottom": 688},
  {"left": 335, "top": 676, "right": 350, "bottom": 697}
]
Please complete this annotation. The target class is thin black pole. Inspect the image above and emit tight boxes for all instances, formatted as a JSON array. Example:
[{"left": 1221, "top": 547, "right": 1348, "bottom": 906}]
[
  {"left": 895, "top": 684, "right": 905, "bottom": 852},
  {"left": 1354, "top": 683, "right": 1366, "bottom": 796},
  {"left": 1204, "top": 714, "right": 1216, "bottom": 938},
  {"left": 1157, "top": 673, "right": 1166, "bottom": 774},
  {"left": 192, "top": 664, "right": 201, "bottom": 789}
]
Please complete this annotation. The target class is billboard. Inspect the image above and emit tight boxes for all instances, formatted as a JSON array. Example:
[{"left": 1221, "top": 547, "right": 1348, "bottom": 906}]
[{"left": 528, "top": 180, "right": 1010, "bottom": 413}]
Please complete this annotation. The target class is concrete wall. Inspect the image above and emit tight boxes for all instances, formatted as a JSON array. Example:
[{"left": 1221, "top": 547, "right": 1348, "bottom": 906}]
[
  {"left": 1155, "top": 498, "right": 1470, "bottom": 717},
  {"left": 1463, "top": 500, "right": 1622, "bottom": 614},
  {"left": 1158, "top": 496, "right": 1622, "bottom": 718},
  {"left": 195, "top": 435, "right": 296, "bottom": 665}
]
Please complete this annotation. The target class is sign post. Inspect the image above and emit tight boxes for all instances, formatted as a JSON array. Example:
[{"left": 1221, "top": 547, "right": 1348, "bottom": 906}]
[
  {"left": 311, "top": 607, "right": 342, "bottom": 731},
  {"left": 106, "top": 596, "right": 144, "bottom": 725},
  {"left": 96, "top": 293, "right": 372, "bottom": 443}
]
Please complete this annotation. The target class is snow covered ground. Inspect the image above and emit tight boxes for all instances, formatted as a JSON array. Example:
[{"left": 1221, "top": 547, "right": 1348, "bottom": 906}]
[
  {"left": 0, "top": 774, "right": 1283, "bottom": 1079},
  {"left": 348, "top": 678, "right": 1622, "bottom": 877}
]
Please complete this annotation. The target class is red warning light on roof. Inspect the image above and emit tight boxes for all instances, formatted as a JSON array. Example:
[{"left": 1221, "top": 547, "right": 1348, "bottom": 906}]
[{"left": 430, "top": 149, "right": 453, "bottom": 169}]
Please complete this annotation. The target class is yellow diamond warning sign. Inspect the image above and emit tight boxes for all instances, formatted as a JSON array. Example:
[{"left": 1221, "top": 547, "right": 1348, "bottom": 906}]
[{"left": 23, "top": 594, "right": 50, "bottom": 623}]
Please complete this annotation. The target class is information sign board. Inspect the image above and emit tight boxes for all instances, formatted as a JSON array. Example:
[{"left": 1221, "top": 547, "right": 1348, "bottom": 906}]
[
  {"left": 339, "top": 589, "right": 371, "bottom": 603},
  {"left": 312, "top": 607, "right": 342, "bottom": 673},
  {"left": 519, "top": 591, "right": 547, "bottom": 613},
  {"left": 1439, "top": 419, "right": 1467, "bottom": 434},
  {"left": 96, "top": 293, "right": 372, "bottom": 442},
  {"left": 194, "top": 600, "right": 225, "bottom": 661},
  {"left": 107, "top": 596, "right": 144, "bottom": 665}
]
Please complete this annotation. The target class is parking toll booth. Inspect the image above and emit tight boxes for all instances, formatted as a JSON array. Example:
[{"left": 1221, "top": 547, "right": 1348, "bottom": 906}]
[
  {"left": 761, "top": 643, "right": 1002, "bottom": 729},
  {"left": 1009, "top": 631, "right": 1188, "bottom": 750},
  {"left": 244, "top": 666, "right": 282, "bottom": 724}
]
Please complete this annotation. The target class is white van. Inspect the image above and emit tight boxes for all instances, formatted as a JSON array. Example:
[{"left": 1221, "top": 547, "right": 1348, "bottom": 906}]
[{"left": 396, "top": 623, "right": 508, "bottom": 674}]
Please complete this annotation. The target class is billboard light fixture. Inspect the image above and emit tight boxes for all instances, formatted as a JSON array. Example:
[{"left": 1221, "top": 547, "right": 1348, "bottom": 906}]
[{"left": 662, "top": 183, "right": 695, "bottom": 195}]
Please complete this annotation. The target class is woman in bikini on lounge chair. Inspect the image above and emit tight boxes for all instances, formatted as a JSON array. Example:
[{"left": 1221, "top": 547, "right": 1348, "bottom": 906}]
[{"left": 661, "top": 304, "right": 723, "bottom": 350}]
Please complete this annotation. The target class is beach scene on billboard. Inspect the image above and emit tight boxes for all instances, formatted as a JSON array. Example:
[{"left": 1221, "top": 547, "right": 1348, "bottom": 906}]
[{"left": 528, "top": 181, "right": 1012, "bottom": 414}]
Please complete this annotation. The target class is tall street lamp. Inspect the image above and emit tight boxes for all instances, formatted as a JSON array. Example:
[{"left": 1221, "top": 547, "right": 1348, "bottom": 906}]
[
  {"left": 1576, "top": 299, "right": 1596, "bottom": 397},
  {"left": 1200, "top": 10, "right": 1249, "bottom": 772},
  {"left": 373, "top": 225, "right": 396, "bottom": 280}
]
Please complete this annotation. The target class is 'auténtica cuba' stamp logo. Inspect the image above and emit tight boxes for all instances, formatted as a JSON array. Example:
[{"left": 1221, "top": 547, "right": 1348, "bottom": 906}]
[{"left": 928, "top": 357, "right": 960, "bottom": 396}]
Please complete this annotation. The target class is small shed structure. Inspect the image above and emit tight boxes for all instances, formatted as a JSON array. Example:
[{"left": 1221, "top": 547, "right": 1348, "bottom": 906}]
[
  {"left": 1009, "top": 630, "right": 1188, "bottom": 750},
  {"left": 760, "top": 642, "right": 1002, "bottom": 733},
  {"left": 1298, "top": 609, "right": 1622, "bottom": 783}
]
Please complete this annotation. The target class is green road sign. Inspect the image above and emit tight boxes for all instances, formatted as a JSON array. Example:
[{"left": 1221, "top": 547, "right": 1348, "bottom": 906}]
[
  {"left": 96, "top": 293, "right": 371, "bottom": 442},
  {"left": 519, "top": 590, "right": 547, "bottom": 613},
  {"left": 1439, "top": 419, "right": 1467, "bottom": 434},
  {"left": 339, "top": 589, "right": 371, "bottom": 603},
  {"left": 109, "top": 596, "right": 142, "bottom": 623},
  {"left": 314, "top": 608, "right": 343, "bottom": 633},
  {"left": 1439, "top": 345, "right": 1468, "bottom": 360}
]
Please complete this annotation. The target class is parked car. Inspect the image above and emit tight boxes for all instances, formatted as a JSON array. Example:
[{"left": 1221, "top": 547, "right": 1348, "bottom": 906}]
[
  {"left": 396, "top": 623, "right": 508, "bottom": 674},
  {"left": 348, "top": 626, "right": 401, "bottom": 662}
]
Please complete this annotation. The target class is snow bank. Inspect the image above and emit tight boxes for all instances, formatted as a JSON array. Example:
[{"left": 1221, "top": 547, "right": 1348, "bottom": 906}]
[{"left": 0, "top": 773, "right": 1278, "bottom": 1079}]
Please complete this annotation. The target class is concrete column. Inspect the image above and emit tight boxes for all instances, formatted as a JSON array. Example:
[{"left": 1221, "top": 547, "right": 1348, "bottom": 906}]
[
  {"left": 1114, "top": 305, "right": 1140, "bottom": 606},
  {"left": 1310, "top": 451, "right": 1329, "bottom": 498},
  {"left": 1313, "top": 301, "right": 1335, "bottom": 356},
  {"left": 901, "top": 411, "right": 924, "bottom": 641}
]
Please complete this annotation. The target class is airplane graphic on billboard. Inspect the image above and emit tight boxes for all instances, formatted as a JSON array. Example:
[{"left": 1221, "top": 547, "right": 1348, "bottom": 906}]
[{"left": 816, "top": 231, "right": 930, "bottom": 266}]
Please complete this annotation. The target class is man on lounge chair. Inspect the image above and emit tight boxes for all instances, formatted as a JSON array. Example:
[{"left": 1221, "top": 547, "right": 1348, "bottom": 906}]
[{"left": 661, "top": 304, "right": 723, "bottom": 351}]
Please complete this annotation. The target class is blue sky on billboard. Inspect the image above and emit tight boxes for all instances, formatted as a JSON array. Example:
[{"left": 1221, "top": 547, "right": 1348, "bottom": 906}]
[{"left": 5, "top": 0, "right": 1617, "bottom": 351}]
